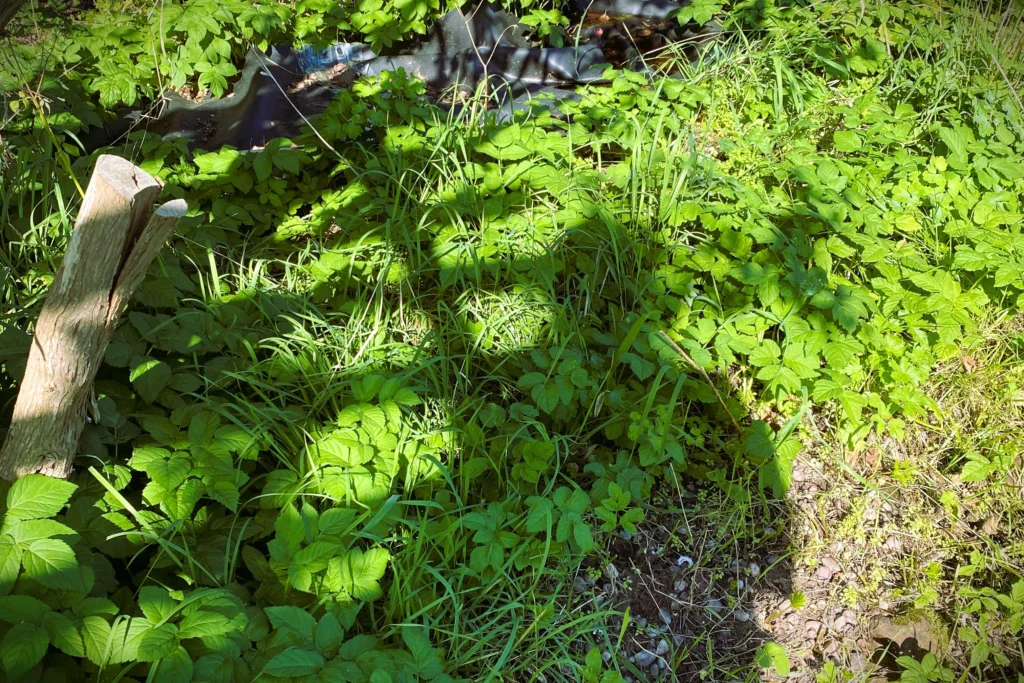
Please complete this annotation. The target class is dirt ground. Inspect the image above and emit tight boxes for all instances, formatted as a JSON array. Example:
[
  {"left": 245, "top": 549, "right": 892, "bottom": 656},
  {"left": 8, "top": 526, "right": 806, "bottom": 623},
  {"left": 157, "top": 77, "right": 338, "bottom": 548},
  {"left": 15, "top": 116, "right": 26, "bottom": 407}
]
[{"left": 570, "top": 359, "right": 1024, "bottom": 682}]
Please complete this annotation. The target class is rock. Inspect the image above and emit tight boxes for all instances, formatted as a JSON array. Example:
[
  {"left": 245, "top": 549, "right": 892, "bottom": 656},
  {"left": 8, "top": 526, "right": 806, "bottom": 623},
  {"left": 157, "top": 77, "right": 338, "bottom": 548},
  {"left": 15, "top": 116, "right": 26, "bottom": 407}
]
[
  {"left": 637, "top": 618, "right": 647, "bottom": 628},
  {"left": 604, "top": 564, "right": 620, "bottom": 582},
  {"left": 821, "top": 556, "right": 842, "bottom": 574},
  {"left": 734, "top": 610, "right": 750, "bottom": 622},
  {"left": 659, "top": 608, "right": 672, "bottom": 626},
  {"left": 673, "top": 634, "right": 685, "bottom": 646},
  {"left": 656, "top": 639, "right": 669, "bottom": 656},
  {"left": 805, "top": 620, "right": 823, "bottom": 636},
  {"left": 870, "top": 612, "right": 946, "bottom": 657},
  {"left": 673, "top": 578, "right": 687, "bottom": 593},
  {"left": 748, "top": 562, "right": 761, "bottom": 576},
  {"left": 573, "top": 576, "right": 590, "bottom": 593},
  {"left": 634, "top": 650, "right": 657, "bottom": 667},
  {"left": 777, "top": 598, "right": 792, "bottom": 613},
  {"left": 705, "top": 598, "right": 724, "bottom": 613},
  {"left": 849, "top": 650, "right": 867, "bottom": 670},
  {"left": 736, "top": 579, "right": 745, "bottom": 589},
  {"left": 602, "top": 651, "right": 612, "bottom": 663},
  {"left": 815, "top": 565, "right": 834, "bottom": 582}
]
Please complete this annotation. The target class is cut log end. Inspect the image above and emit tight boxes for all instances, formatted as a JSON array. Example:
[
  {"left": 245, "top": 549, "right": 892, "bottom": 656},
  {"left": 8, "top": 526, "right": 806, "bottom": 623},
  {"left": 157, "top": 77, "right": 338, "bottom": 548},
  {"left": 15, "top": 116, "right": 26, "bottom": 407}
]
[
  {"left": 155, "top": 198, "right": 189, "bottom": 218},
  {"left": 94, "top": 154, "right": 162, "bottom": 198}
]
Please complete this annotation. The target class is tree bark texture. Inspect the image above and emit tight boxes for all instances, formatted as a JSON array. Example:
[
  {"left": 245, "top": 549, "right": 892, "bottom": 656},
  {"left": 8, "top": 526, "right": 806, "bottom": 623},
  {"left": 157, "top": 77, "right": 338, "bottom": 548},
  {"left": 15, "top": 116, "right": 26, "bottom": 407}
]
[
  {"left": 0, "top": 0, "right": 30, "bottom": 33},
  {"left": 0, "top": 155, "right": 186, "bottom": 481}
]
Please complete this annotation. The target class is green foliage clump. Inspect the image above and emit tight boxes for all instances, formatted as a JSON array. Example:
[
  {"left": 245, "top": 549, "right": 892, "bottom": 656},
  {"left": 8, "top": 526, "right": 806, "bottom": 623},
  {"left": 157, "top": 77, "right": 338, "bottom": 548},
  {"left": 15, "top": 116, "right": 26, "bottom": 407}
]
[{"left": 2, "top": 0, "right": 1024, "bottom": 679}]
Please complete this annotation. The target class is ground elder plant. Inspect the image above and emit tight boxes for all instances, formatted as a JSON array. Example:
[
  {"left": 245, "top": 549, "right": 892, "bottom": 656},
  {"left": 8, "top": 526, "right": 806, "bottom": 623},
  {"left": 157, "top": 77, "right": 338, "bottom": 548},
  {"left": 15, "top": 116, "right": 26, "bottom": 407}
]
[{"left": 2, "top": 0, "right": 1024, "bottom": 679}]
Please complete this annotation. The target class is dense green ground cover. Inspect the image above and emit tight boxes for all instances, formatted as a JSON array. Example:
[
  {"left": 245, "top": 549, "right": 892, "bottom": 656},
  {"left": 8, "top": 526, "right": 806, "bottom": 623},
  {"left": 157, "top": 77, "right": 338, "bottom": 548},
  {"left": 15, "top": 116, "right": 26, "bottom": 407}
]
[{"left": 1, "top": 0, "right": 1023, "bottom": 680}]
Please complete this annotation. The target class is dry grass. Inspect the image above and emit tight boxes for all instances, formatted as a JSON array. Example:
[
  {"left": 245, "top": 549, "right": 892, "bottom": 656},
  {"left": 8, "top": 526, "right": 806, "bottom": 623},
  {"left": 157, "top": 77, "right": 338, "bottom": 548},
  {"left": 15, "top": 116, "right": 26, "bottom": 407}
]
[
  {"left": 574, "top": 313, "right": 1024, "bottom": 681},
  {"left": 761, "top": 313, "right": 1024, "bottom": 680}
]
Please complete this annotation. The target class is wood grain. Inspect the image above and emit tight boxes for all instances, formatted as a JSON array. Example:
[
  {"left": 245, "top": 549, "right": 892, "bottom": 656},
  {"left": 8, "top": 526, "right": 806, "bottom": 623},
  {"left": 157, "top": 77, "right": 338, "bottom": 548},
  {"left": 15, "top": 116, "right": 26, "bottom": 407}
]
[{"left": 0, "top": 155, "right": 185, "bottom": 481}]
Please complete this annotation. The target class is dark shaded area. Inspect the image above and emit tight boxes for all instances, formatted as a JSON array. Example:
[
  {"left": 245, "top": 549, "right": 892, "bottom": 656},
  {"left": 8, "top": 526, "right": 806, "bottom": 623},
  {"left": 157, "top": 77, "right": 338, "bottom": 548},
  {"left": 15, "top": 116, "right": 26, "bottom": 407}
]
[{"left": 80, "top": 0, "right": 720, "bottom": 152}]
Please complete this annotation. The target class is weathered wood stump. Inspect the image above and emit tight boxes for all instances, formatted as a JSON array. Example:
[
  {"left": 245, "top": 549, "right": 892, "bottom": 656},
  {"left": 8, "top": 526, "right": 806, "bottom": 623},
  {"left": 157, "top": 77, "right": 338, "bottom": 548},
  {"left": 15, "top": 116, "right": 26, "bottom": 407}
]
[{"left": 0, "top": 155, "right": 186, "bottom": 481}]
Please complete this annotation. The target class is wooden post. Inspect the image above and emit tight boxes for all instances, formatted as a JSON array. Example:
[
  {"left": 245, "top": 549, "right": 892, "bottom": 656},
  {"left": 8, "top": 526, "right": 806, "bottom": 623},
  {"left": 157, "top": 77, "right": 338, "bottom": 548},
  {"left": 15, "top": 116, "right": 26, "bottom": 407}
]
[
  {"left": 0, "top": 155, "right": 186, "bottom": 481},
  {"left": 0, "top": 0, "right": 29, "bottom": 33}
]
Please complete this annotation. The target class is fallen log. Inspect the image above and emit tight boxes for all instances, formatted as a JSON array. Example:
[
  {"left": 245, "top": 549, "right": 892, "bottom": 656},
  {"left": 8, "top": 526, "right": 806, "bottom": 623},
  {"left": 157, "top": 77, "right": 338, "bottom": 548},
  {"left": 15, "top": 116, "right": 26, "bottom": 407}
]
[{"left": 0, "top": 155, "right": 186, "bottom": 481}]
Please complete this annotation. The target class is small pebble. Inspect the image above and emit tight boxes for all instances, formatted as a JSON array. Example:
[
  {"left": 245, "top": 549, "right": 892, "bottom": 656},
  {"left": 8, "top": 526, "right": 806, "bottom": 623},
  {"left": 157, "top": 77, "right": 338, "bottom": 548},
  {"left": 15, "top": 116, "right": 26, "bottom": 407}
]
[
  {"left": 637, "top": 618, "right": 647, "bottom": 628},
  {"left": 815, "top": 565, "right": 834, "bottom": 582},
  {"left": 676, "top": 555, "right": 694, "bottom": 567},
  {"left": 634, "top": 651, "right": 657, "bottom": 667},
  {"left": 805, "top": 620, "right": 823, "bottom": 636},
  {"left": 573, "top": 576, "right": 589, "bottom": 593},
  {"left": 736, "top": 579, "right": 745, "bottom": 589},
  {"left": 735, "top": 610, "right": 751, "bottom": 622},
  {"left": 748, "top": 562, "right": 761, "bottom": 576},
  {"left": 602, "top": 651, "right": 612, "bottom": 663},
  {"left": 604, "top": 564, "right": 620, "bottom": 582},
  {"left": 655, "top": 639, "right": 670, "bottom": 656},
  {"left": 705, "top": 598, "right": 724, "bottom": 613},
  {"left": 659, "top": 608, "right": 672, "bottom": 626},
  {"left": 673, "top": 634, "right": 685, "bottom": 646},
  {"left": 821, "top": 556, "right": 842, "bottom": 573},
  {"left": 673, "top": 578, "right": 687, "bottom": 593}
]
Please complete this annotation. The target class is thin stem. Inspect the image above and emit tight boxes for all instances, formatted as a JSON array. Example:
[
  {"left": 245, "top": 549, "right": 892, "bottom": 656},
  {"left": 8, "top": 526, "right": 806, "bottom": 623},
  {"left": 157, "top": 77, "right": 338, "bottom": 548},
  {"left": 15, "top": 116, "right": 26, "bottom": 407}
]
[{"left": 658, "top": 331, "right": 744, "bottom": 435}]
